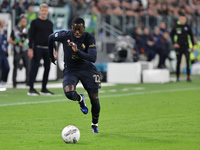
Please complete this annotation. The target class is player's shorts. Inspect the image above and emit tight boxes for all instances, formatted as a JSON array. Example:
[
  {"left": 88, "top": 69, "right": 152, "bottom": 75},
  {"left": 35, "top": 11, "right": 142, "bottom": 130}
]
[{"left": 63, "top": 64, "right": 101, "bottom": 94}]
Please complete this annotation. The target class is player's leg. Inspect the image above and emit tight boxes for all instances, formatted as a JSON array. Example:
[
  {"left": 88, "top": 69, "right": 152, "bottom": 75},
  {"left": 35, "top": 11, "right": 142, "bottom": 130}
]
[
  {"left": 28, "top": 47, "right": 41, "bottom": 95},
  {"left": 63, "top": 69, "right": 88, "bottom": 114},
  {"left": 64, "top": 85, "right": 88, "bottom": 114},
  {"left": 176, "top": 49, "right": 182, "bottom": 82},
  {"left": 64, "top": 85, "right": 79, "bottom": 101},
  {"left": 40, "top": 48, "right": 53, "bottom": 95},
  {"left": 79, "top": 65, "right": 101, "bottom": 133},
  {"left": 88, "top": 91, "right": 100, "bottom": 133},
  {"left": 184, "top": 48, "right": 191, "bottom": 81}
]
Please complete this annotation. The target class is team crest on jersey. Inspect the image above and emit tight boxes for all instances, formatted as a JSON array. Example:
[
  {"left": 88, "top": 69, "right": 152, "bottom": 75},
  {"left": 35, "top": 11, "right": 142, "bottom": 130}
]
[{"left": 82, "top": 43, "right": 85, "bottom": 49}]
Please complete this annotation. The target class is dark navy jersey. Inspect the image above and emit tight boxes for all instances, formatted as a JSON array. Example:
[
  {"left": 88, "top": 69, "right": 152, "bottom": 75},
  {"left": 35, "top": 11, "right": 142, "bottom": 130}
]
[{"left": 48, "top": 30, "right": 97, "bottom": 71}]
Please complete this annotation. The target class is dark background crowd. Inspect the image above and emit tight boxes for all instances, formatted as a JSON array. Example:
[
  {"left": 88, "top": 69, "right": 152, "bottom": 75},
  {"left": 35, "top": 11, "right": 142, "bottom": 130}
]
[
  {"left": 1, "top": 0, "right": 200, "bottom": 29},
  {"left": 1, "top": 0, "right": 200, "bottom": 69}
]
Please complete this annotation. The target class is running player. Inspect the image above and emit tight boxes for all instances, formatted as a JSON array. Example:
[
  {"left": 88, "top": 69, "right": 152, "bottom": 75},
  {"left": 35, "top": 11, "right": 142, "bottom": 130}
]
[{"left": 48, "top": 17, "right": 101, "bottom": 133}]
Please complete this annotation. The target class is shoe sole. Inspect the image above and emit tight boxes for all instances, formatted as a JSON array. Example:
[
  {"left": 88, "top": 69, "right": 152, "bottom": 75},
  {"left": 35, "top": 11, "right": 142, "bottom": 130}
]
[
  {"left": 40, "top": 92, "right": 54, "bottom": 95},
  {"left": 27, "top": 92, "right": 39, "bottom": 96}
]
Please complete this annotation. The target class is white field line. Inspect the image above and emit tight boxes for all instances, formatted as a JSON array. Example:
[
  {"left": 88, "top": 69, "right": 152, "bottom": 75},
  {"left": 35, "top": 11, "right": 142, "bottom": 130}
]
[{"left": 0, "top": 87, "right": 199, "bottom": 107}]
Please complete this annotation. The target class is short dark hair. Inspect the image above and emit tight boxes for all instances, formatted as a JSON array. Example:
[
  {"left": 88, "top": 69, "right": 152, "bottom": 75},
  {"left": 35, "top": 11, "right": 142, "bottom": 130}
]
[{"left": 72, "top": 17, "right": 85, "bottom": 26}]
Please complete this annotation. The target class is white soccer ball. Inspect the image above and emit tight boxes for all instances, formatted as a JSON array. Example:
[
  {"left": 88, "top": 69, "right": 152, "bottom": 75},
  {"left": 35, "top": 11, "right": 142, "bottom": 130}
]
[{"left": 61, "top": 125, "right": 80, "bottom": 143}]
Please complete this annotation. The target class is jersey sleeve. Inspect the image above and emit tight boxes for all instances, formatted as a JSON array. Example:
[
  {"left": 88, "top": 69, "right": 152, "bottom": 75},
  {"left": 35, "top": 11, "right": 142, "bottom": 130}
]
[
  {"left": 48, "top": 30, "right": 66, "bottom": 59},
  {"left": 76, "top": 34, "right": 97, "bottom": 63}
]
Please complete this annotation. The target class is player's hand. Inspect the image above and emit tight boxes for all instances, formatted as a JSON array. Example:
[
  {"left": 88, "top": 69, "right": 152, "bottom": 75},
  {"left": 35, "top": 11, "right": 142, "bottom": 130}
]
[
  {"left": 174, "top": 43, "right": 180, "bottom": 48},
  {"left": 28, "top": 48, "right": 34, "bottom": 59},
  {"left": 50, "top": 57, "right": 57, "bottom": 65},
  {"left": 69, "top": 42, "right": 78, "bottom": 52}
]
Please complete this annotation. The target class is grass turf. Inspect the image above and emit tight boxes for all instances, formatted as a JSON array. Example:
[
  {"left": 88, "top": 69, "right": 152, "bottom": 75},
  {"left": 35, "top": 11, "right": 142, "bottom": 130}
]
[{"left": 0, "top": 77, "right": 200, "bottom": 150}]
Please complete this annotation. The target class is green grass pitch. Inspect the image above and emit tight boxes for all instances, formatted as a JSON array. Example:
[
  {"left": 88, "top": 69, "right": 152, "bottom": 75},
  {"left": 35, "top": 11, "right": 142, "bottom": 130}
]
[{"left": 0, "top": 76, "right": 200, "bottom": 150}]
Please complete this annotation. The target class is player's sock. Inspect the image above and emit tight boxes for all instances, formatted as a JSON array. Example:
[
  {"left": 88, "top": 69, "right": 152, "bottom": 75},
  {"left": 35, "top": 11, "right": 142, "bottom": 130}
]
[
  {"left": 65, "top": 91, "right": 81, "bottom": 101},
  {"left": 79, "top": 94, "right": 83, "bottom": 102},
  {"left": 91, "top": 99, "right": 100, "bottom": 124}
]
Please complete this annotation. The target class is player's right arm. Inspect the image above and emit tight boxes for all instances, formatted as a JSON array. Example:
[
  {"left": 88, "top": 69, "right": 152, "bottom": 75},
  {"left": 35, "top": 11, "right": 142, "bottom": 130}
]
[{"left": 48, "top": 31, "right": 65, "bottom": 65}]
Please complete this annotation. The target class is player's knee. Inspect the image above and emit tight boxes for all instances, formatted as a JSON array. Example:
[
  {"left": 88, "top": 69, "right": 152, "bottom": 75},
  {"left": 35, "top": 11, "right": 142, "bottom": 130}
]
[
  {"left": 65, "top": 91, "right": 78, "bottom": 101},
  {"left": 89, "top": 93, "right": 98, "bottom": 100}
]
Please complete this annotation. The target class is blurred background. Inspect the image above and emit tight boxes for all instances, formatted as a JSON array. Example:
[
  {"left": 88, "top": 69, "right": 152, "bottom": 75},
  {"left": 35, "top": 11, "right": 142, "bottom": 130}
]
[{"left": 1, "top": 0, "right": 200, "bottom": 84}]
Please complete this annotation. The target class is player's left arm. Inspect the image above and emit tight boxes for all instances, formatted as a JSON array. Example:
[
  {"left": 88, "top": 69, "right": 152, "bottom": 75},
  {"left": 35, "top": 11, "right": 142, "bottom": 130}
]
[
  {"left": 76, "top": 45, "right": 97, "bottom": 63},
  {"left": 70, "top": 36, "right": 97, "bottom": 63}
]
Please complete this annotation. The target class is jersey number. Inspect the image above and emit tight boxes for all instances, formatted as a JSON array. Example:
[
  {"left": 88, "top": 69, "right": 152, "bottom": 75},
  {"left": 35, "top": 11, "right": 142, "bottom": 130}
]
[{"left": 93, "top": 75, "right": 100, "bottom": 83}]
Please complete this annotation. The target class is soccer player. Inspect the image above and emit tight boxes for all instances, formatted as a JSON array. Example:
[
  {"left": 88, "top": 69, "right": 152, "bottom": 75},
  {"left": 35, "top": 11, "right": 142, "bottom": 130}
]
[
  {"left": 170, "top": 14, "right": 194, "bottom": 82},
  {"left": 48, "top": 17, "right": 101, "bottom": 133},
  {"left": 27, "top": 3, "right": 57, "bottom": 95}
]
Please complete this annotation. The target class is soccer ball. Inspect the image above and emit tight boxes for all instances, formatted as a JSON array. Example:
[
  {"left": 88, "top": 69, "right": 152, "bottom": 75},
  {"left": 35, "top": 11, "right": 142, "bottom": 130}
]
[{"left": 61, "top": 125, "right": 80, "bottom": 143}]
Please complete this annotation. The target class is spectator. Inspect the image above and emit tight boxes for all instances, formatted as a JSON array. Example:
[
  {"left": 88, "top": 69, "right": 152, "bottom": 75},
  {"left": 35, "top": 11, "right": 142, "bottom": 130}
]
[
  {"left": 157, "top": 32, "right": 171, "bottom": 68},
  {"left": 1, "top": 0, "right": 12, "bottom": 13},
  {"left": 23, "top": 0, "right": 30, "bottom": 9},
  {"left": 150, "top": 26, "right": 163, "bottom": 53},
  {"left": 0, "top": 20, "right": 10, "bottom": 84},
  {"left": 159, "top": 21, "right": 168, "bottom": 35},
  {"left": 29, "top": 0, "right": 39, "bottom": 6},
  {"left": 133, "top": 26, "right": 146, "bottom": 58},
  {"left": 26, "top": 5, "right": 37, "bottom": 29},
  {"left": 142, "top": 27, "right": 156, "bottom": 61},
  {"left": 13, "top": 0, "right": 26, "bottom": 25},
  {"left": 9, "top": 15, "right": 30, "bottom": 88}
]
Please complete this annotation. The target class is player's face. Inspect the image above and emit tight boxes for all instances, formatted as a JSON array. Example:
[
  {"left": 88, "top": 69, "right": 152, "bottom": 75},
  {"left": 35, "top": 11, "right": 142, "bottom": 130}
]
[
  {"left": 72, "top": 23, "right": 85, "bottom": 39},
  {"left": 39, "top": 7, "right": 49, "bottom": 19}
]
